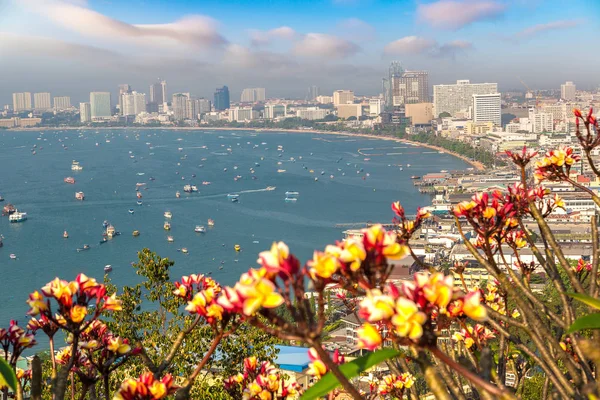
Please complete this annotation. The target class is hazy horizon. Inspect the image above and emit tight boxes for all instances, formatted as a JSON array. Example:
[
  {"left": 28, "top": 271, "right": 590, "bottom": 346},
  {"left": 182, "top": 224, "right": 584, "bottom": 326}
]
[{"left": 1, "top": 0, "right": 599, "bottom": 105}]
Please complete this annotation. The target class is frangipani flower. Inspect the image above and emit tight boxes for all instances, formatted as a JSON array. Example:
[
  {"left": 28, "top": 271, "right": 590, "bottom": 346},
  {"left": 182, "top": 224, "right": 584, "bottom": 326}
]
[{"left": 357, "top": 322, "right": 382, "bottom": 350}]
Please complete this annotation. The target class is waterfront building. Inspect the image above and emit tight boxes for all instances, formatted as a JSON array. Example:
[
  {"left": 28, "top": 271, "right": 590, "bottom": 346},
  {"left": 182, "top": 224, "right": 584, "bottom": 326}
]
[
  {"left": 561, "top": 81, "right": 576, "bottom": 101},
  {"left": 80, "top": 102, "right": 91, "bottom": 123},
  {"left": 53, "top": 96, "right": 71, "bottom": 110},
  {"left": 33, "top": 92, "right": 51, "bottom": 110},
  {"left": 240, "top": 88, "right": 266, "bottom": 102},
  {"left": 336, "top": 104, "right": 362, "bottom": 119},
  {"left": 433, "top": 80, "right": 497, "bottom": 117},
  {"left": 12, "top": 92, "right": 32, "bottom": 112},
  {"left": 333, "top": 90, "right": 354, "bottom": 106},
  {"left": 117, "top": 84, "right": 131, "bottom": 114},
  {"left": 264, "top": 104, "right": 286, "bottom": 119},
  {"left": 296, "top": 107, "right": 328, "bottom": 120},
  {"left": 172, "top": 93, "right": 190, "bottom": 121},
  {"left": 229, "top": 107, "right": 258, "bottom": 122},
  {"left": 472, "top": 93, "right": 501, "bottom": 126},
  {"left": 122, "top": 92, "right": 146, "bottom": 116},
  {"left": 391, "top": 70, "right": 429, "bottom": 106},
  {"left": 405, "top": 103, "right": 434, "bottom": 125},
  {"left": 214, "top": 86, "right": 230, "bottom": 111},
  {"left": 369, "top": 99, "right": 383, "bottom": 117},
  {"left": 89, "top": 92, "right": 111, "bottom": 119}
]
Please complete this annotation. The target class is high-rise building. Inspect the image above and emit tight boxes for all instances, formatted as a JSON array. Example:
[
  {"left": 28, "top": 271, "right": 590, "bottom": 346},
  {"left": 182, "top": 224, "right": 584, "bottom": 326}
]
[
  {"left": 80, "top": 102, "right": 91, "bottom": 123},
  {"left": 53, "top": 96, "right": 71, "bottom": 110},
  {"left": 433, "top": 80, "right": 498, "bottom": 117},
  {"left": 122, "top": 92, "right": 147, "bottom": 116},
  {"left": 161, "top": 81, "right": 168, "bottom": 103},
  {"left": 117, "top": 84, "right": 131, "bottom": 114},
  {"left": 308, "top": 86, "right": 320, "bottom": 101},
  {"left": 197, "top": 99, "right": 211, "bottom": 114},
  {"left": 561, "top": 81, "right": 576, "bottom": 101},
  {"left": 186, "top": 98, "right": 201, "bottom": 120},
  {"left": 296, "top": 107, "right": 328, "bottom": 120},
  {"left": 264, "top": 104, "right": 286, "bottom": 119},
  {"left": 241, "top": 88, "right": 266, "bottom": 102},
  {"left": 386, "top": 61, "right": 404, "bottom": 109},
  {"left": 148, "top": 80, "right": 166, "bottom": 112},
  {"left": 34, "top": 93, "right": 52, "bottom": 110},
  {"left": 391, "top": 71, "right": 429, "bottom": 106},
  {"left": 369, "top": 99, "right": 383, "bottom": 116},
  {"left": 214, "top": 86, "right": 230, "bottom": 111},
  {"left": 12, "top": 92, "right": 32, "bottom": 112},
  {"left": 336, "top": 104, "right": 363, "bottom": 119},
  {"left": 472, "top": 93, "right": 501, "bottom": 127},
  {"left": 229, "top": 107, "right": 258, "bottom": 122},
  {"left": 90, "top": 92, "right": 112, "bottom": 119},
  {"left": 333, "top": 90, "right": 354, "bottom": 106},
  {"left": 529, "top": 109, "right": 554, "bottom": 133},
  {"left": 172, "top": 93, "right": 190, "bottom": 121}
]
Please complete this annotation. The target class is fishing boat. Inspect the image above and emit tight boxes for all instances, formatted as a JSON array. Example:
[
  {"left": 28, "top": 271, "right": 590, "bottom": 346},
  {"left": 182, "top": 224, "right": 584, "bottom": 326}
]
[
  {"left": 63, "top": 230, "right": 69, "bottom": 239},
  {"left": 285, "top": 191, "right": 299, "bottom": 197},
  {"left": 106, "top": 225, "right": 116, "bottom": 239},
  {"left": 128, "top": 209, "right": 134, "bottom": 214},
  {"left": 164, "top": 211, "right": 172, "bottom": 219},
  {"left": 181, "top": 248, "right": 189, "bottom": 254},
  {"left": 137, "top": 200, "right": 143, "bottom": 206},
  {"left": 164, "top": 221, "right": 171, "bottom": 231},
  {"left": 9, "top": 211, "right": 27, "bottom": 223},
  {"left": 64, "top": 177, "right": 75, "bottom": 184},
  {"left": 71, "top": 160, "right": 83, "bottom": 171},
  {"left": 208, "top": 219, "right": 215, "bottom": 227},
  {"left": 195, "top": 225, "right": 206, "bottom": 233},
  {"left": 167, "top": 236, "right": 174, "bottom": 242},
  {"left": 9, "top": 254, "right": 16, "bottom": 260},
  {"left": 234, "top": 244, "right": 241, "bottom": 252},
  {"left": 77, "top": 244, "right": 91, "bottom": 252},
  {"left": 3, "top": 204, "right": 16, "bottom": 215},
  {"left": 104, "top": 265, "right": 112, "bottom": 272}
]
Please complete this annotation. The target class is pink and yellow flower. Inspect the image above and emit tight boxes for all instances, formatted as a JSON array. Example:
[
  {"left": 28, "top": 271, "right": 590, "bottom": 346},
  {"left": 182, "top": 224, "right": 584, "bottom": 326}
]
[
  {"left": 391, "top": 298, "right": 427, "bottom": 340},
  {"left": 357, "top": 322, "right": 382, "bottom": 351}
]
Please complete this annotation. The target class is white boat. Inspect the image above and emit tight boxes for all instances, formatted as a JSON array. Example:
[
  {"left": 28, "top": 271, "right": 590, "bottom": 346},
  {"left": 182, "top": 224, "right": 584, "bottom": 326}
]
[
  {"left": 104, "top": 265, "right": 112, "bottom": 272},
  {"left": 9, "top": 254, "right": 16, "bottom": 260},
  {"left": 285, "top": 197, "right": 297, "bottom": 203},
  {"left": 227, "top": 194, "right": 239, "bottom": 199},
  {"left": 207, "top": 219, "right": 215, "bottom": 227},
  {"left": 9, "top": 211, "right": 27, "bottom": 223},
  {"left": 191, "top": 185, "right": 198, "bottom": 192},
  {"left": 183, "top": 185, "right": 192, "bottom": 193},
  {"left": 167, "top": 236, "right": 174, "bottom": 242},
  {"left": 266, "top": 186, "right": 276, "bottom": 191},
  {"left": 175, "top": 191, "right": 181, "bottom": 198},
  {"left": 106, "top": 225, "right": 116, "bottom": 238},
  {"left": 195, "top": 225, "right": 206, "bottom": 233},
  {"left": 75, "top": 192, "right": 85, "bottom": 201},
  {"left": 285, "top": 191, "right": 299, "bottom": 197},
  {"left": 164, "top": 211, "right": 172, "bottom": 219},
  {"left": 71, "top": 160, "right": 83, "bottom": 171},
  {"left": 181, "top": 248, "right": 189, "bottom": 254}
]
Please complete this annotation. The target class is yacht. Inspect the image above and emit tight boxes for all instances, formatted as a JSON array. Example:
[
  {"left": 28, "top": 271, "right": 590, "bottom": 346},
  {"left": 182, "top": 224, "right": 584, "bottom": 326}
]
[
  {"left": 164, "top": 211, "right": 173, "bottom": 219},
  {"left": 63, "top": 231, "right": 69, "bottom": 239},
  {"left": 77, "top": 244, "right": 91, "bottom": 252},
  {"left": 285, "top": 191, "right": 299, "bottom": 197},
  {"left": 208, "top": 219, "right": 215, "bottom": 227},
  {"left": 167, "top": 236, "right": 174, "bottom": 242},
  {"left": 106, "top": 225, "right": 116, "bottom": 239},
  {"left": 191, "top": 185, "right": 199, "bottom": 192},
  {"left": 132, "top": 230, "right": 140, "bottom": 237},
  {"left": 284, "top": 197, "right": 297, "bottom": 203},
  {"left": 104, "top": 265, "right": 112, "bottom": 272},
  {"left": 9, "top": 254, "right": 17, "bottom": 260},
  {"left": 176, "top": 191, "right": 181, "bottom": 198},
  {"left": 184, "top": 185, "right": 192, "bottom": 193},
  {"left": 75, "top": 192, "right": 85, "bottom": 201},
  {"left": 181, "top": 248, "right": 189, "bottom": 254},
  {"left": 195, "top": 225, "right": 206, "bottom": 233},
  {"left": 227, "top": 194, "right": 239, "bottom": 199},
  {"left": 9, "top": 211, "right": 27, "bottom": 223},
  {"left": 64, "top": 177, "right": 75, "bottom": 184},
  {"left": 71, "top": 160, "right": 83, "bottom": 171},
  {"left": 266, "top": 186, "right": 276, "bottom": 191}
]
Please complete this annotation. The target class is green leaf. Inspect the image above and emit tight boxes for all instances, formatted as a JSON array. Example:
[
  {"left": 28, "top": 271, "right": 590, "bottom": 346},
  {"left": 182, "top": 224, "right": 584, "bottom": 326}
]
[
  {"left": 567, "top": 293, "right": 600, "bottom": 310},
  {"left": 568, "top": 313, "right": 600, "bottom": 333},
  {"left": 0, "top": 357, "right": 17, "bottom": 392},
  {"left": 300, "top": 349, "right": 400, "bottom": 400}
]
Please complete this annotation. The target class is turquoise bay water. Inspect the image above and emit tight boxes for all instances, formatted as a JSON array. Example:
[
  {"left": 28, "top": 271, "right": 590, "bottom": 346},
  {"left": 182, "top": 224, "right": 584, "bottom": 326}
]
[{"left": 0, "top": 129, "right": 467, "bottom": 325}]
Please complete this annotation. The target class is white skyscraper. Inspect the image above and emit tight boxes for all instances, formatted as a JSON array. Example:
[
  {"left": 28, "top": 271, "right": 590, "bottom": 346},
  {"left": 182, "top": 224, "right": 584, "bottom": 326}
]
[
  {"left": 472, "top": 93, "right": 501, "bottom": 127},
  {"left": 333, "top": 90, "right": 354, "bottom": 106},
  {"left": 529, "top": 109, "right": 554, "bottom": 133},
  {"left": 80, "top": 102, "right": 91, "bottom": 123},
  {"left": 12, "top": 92, "right": 32, "bottom": 112},
  {"left": 34, "top": 93, "right": 52, "bottom": 110},
  {"left": 122, "top": 92, "right": 147, "bottom": 116},
  {"left": 241, "top": 88, "right": 266, "bottom": 102},
  {"left": 433, "top": 80, "right": 497, "bottom": 117},
  {"left": 90, "top": 92, "right": 112, "bottom": 118},
  {"left": 53, "top": 96, "right": 71, "bottom": 110},
  {"left": 561, "top": 81, "right": 576, "bottom": 101}
]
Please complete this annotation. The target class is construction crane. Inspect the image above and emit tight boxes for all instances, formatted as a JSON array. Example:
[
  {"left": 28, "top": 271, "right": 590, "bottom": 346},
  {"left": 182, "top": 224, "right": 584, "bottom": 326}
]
[{"left": 517, "top": 77, "right": 540, "bottom": 109}]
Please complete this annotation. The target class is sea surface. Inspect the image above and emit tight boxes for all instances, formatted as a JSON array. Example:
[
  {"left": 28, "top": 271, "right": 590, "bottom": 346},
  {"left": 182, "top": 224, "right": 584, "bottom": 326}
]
[{"left": 0, "top": 128, "right": 468, "bottom": 326}]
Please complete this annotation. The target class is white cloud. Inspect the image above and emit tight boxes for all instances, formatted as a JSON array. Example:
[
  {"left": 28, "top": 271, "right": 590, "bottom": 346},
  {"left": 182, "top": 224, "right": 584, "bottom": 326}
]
[
  {"left": 249, "top": 26, "right": 296, "bottom": 46},
  {"left": 336, "top": 18, "right": 376, "bottom": 41},
  {"left": 417, "top": 0, "right": 506, "bottom": 30},
  {"left": 17, "top": 0, "right": 227, "bottom": 48},
  {"left": 514, "top": 19, "right": 582, "bottom": 39},
  {"left": 293, "top": 33, "right": 359, "bottom": 59},
  {"left": 383, "top": 36, "right": 472, "bottom": 58}
]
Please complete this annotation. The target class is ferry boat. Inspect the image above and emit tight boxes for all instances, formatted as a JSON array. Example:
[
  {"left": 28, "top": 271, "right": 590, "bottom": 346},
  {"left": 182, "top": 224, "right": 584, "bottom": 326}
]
[
  {"left": 3, "top": 204, "right": 16, "bottom": 215},
  {"left": 285, "top": 191, "right": 299, "bottom": 197},
  {"left": 132, "top": 230, "right": 140, "bottom": 237},
  {"left": 75, "top": 192, "right": 85, "bottom": 201},
  {"left": 164, "top": 221, "right": 171, "bottom": 230},
  {"left": 184, "top": 185, "right": 192, "bottom": 193},
  {"left": 128, "top": 209, "right": 135, "bottom": 214},
  {"left": 167, "top": 236, "right": 174, "bottom": 242},
  {"left": 104, "top": 265, "right": 112, "bottom": 272},
  {"left": 176, "top": 191, "right": 181, "bottom": 198},
  {"left": 64, "top": 177, "right": 75, "bottom": 184},
  {"left": 63, "top": 231, "right": 69, "bottom": 238},
  {"left": 9, "top": 211, "right": 27, "bottom": 223},
  {"left": 71, "top": 160, "right": 83, "bottom": 171},
  {"left": 106, "top": 225, "right": 116, "bottom": 239},
  {"left": 164, "top": 211, "right": 172, "bottom": 219},
  {"left": 234, "top": 244, "right": 241, "bottom": 252},
  {"left": 195, "top": 225, "right": 206, "bottom": 233},
  {"left": 208, "top": 219, "right": 215, "bottom": 227}
]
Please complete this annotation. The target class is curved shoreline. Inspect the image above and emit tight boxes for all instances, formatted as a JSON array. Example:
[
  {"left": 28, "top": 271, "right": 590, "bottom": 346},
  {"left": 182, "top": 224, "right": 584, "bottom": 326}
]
[{"left": 8, "top": 126, "right": 485, "bottom": 171}]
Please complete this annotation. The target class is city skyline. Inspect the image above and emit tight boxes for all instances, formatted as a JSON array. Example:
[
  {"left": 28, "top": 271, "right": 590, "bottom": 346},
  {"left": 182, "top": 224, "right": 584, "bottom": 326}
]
[{"left": 1, "top": 0, "right": 598, "bottom": 104}]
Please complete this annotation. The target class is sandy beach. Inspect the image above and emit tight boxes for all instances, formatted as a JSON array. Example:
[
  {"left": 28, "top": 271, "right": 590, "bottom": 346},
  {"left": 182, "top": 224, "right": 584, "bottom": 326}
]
[{"left": 8, "top": 125, "right": 486, "bottom": 171}]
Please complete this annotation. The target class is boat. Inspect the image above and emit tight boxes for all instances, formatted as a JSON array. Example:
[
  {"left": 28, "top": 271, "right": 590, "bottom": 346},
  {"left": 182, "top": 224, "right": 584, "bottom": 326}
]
[
  {"left": 71, "top": 160, "right": 83, "bottom": 171},
  {"left": 227, "top": 194, "right": 239, "bottom": 199},
  {"left": 164, "top": 221, "right": 171, "bottom": 230},
  {"left": 314, "top": 178, "right": 318, "bottom": 181},
  {"left": 99, "top": 238, "right": 108, "bottom": 245},
  {"left": 285, "top": 191, "right": 299, "bottom": 197},
  {"left": 266, "top": 186, "right": 276, "bottom": 191},
  {"left": 104, "top": 265, "right": 112, "bottom": 272},
  {"left": 102, "top": 220, "right": 109, "bottom": 228},
  {"left": 9, "top": 211, "right": 27, "bottom": 223},
  {"left": 231, "top": 197, "right": 239, "bottom": 203},
  {"left": 234, "top": 244, "right": 241, "bottom": 252},
  {"left": 195, "top": 225, "right": 206, "bottom": 233},
  {"left": 75, "top": 192, "right": 85, "bottom": 201},
  {"left": 167, "top": 236, "right": 174, "bottom": 242},
  {"left": 132, "top": 230, "right": 140, "bottom": 237},
  {"left": 277, "top": 169, "right": 286, "bottom": 173},
  {"left": 137, "top": 200, "right": 143, "bottom": 206},
  {"left": 9, "top": 254, "right": 16, "bottom": 260},
  {"left": 410, "top": 176, "right": 420, "bottom": 180},
  {"left": 64, "top": 177, "right": 75, "bottom": 184},
  {"left": 77, "top": 244, "right": 91, "bottom": 252},
  {"left": 202, "top": 181, "right": 211, "bottom": 186},
  {"left": 0, "top": 195, "right": 3, "bottom": 202},
  {"left": 181, "top": 248, "right": 189, "bottom": 254},
  {"left": 106, "top": 225, "right": 116, "bottom": 239},
  {"left": 183, "top": 185, "right": 192, "bottom": 193},
  {"left": 136, "top": 183, "right": 146, "bottom": 187},
  {"left": 63, "top": 230, "right": 69, "bottom": 238},
  {"left": 164, "top": 211, "right": 172, "bottom": 219},
  {"left": 3, "top": 204, "right": 16, "bottom": 215},
  {"left": 407, "top": 164, "right": 411, "bottom": 167},
  {"left": 285, "top": 197, "right": 297, "bottom": 202},
  {"left": 128, "top": 209, "right": 135, "bottom": 214},
  {"left": 176, "top": 191, "right": 181, "bottom": 198},
  {"left": 191, "top": 185, "right": 199, "bottom": 192},
  {"left": 137, "top": 192, "right": 142, "bottom": 199},
  {"left": 208, "top": 219, "right": 215, "bottom": 227}
]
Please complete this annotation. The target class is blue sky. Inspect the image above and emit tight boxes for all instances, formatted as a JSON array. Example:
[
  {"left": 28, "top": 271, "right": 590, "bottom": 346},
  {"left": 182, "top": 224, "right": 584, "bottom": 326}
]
[{"left": 0, "top": 0, "right": 598, "bottom": 103}]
